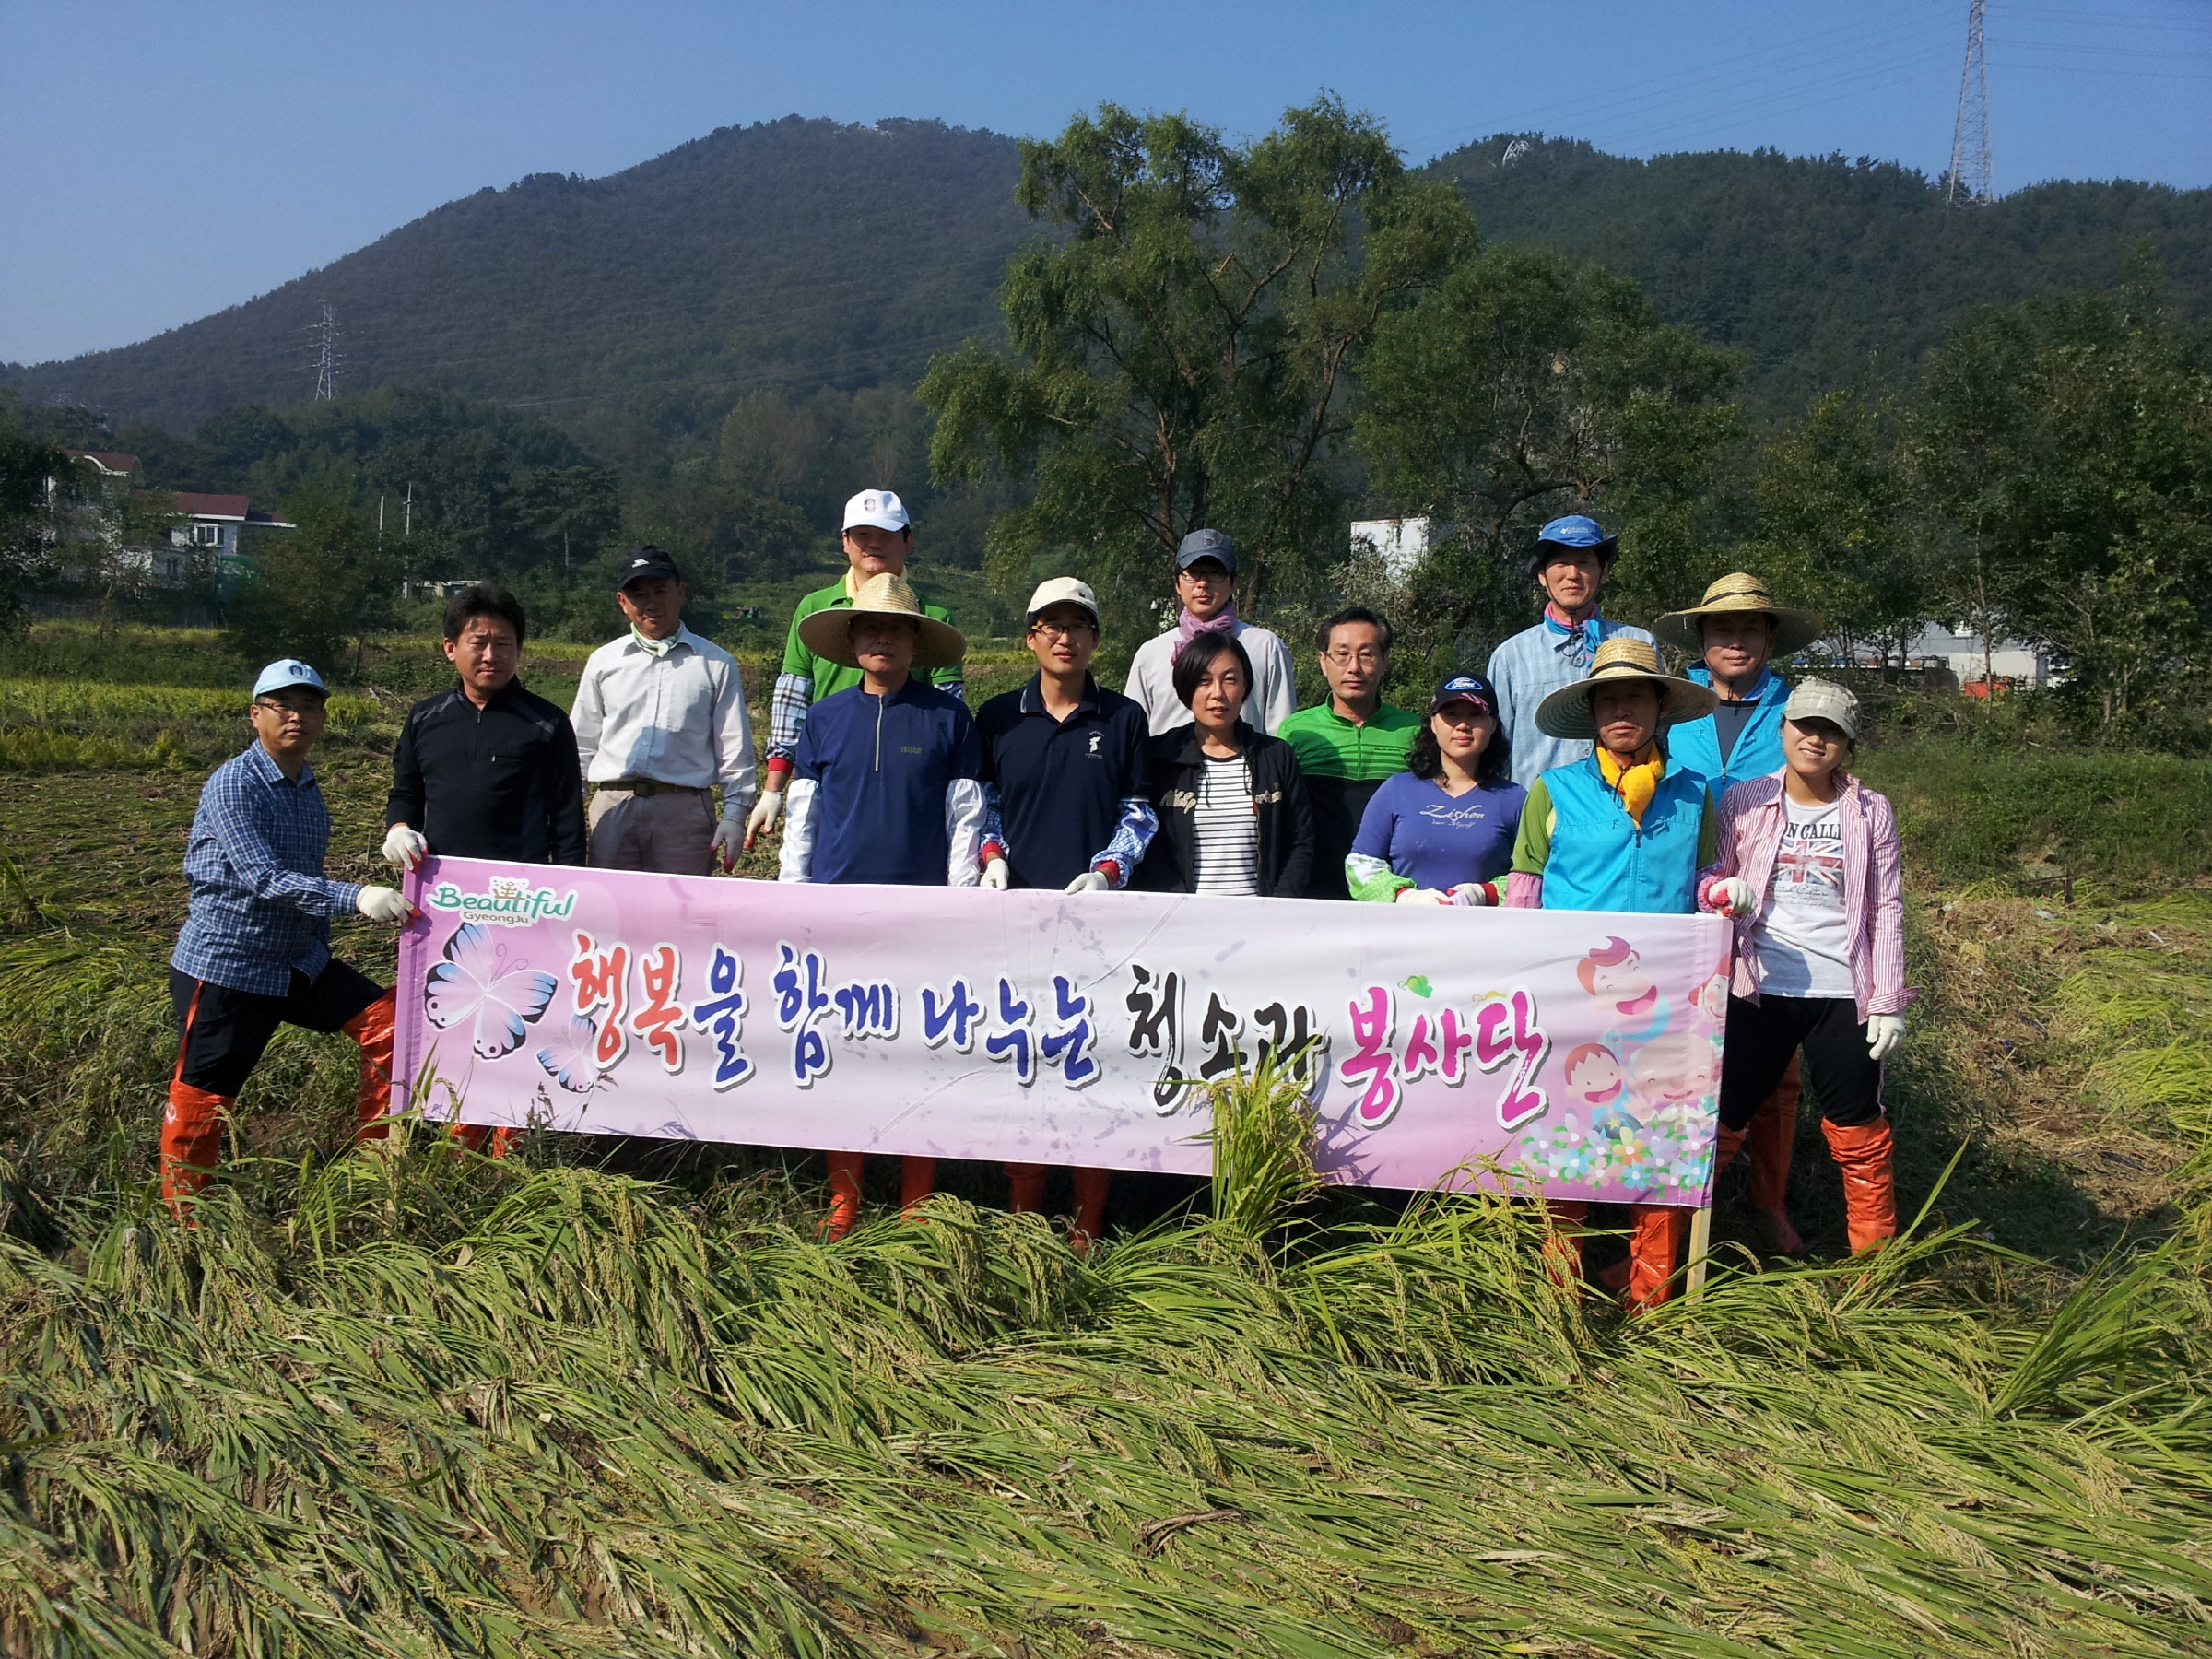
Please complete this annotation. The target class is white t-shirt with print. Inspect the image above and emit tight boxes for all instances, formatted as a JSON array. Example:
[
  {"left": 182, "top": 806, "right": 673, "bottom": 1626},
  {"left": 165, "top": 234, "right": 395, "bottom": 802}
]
[{"left": 1750, "top": 795, "right": 1853, "bottom": 997}]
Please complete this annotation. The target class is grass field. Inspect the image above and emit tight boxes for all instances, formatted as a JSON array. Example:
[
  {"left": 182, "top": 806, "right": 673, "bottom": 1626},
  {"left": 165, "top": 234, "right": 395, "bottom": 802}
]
[{"left": 0, "top": 629, "right": 2207, "bottom": 1656}]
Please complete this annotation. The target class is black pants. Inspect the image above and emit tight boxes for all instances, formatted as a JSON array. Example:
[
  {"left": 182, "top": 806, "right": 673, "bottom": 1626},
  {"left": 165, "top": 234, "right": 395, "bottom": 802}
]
[
  {"left": 170, "top": 962, "right": 385, "bottom": 1097},
  {"left": 1719, "top": 994, "right": 1885, "bottom": 1133}
]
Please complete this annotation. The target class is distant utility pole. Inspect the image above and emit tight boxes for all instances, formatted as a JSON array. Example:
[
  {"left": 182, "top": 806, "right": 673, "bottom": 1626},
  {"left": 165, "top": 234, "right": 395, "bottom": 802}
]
[
  {"left": 307, "top": 301, "right": 344, "bottom": 399},
  {"left": 1947, "top": 0, "right": 1994, "bottom": 206}
]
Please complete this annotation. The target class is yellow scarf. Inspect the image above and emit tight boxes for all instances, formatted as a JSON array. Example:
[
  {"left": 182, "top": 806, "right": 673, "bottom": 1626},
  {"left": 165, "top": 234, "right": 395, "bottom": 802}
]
[{"left": 1597, "top": 744, "right": 1665, "bottom": 826}]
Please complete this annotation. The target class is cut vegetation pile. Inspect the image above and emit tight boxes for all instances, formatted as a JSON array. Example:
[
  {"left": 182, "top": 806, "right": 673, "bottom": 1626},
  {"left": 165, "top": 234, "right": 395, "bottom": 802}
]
[{"left": 0, "top": 665, "right": 2208, "bottom": 1655}]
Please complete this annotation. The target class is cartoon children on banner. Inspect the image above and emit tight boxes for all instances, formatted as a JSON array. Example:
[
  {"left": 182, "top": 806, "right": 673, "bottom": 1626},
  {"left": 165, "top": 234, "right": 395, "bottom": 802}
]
[{"left": 1513, "top": 933, "right": 1729, "bottom": 1202}]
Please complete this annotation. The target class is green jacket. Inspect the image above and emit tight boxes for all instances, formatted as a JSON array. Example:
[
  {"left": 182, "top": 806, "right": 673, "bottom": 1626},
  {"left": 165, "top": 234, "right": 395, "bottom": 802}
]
[{"left": 1277, "top": 701, "right": 1419, "bottom": 900}]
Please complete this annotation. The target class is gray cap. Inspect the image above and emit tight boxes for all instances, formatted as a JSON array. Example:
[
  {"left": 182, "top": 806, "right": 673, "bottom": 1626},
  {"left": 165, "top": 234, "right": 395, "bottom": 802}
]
[
  {"left": 1175, "top": 527, "right": 1236, "bottom": 573},
  {"left": 1783, "top": 678, "right": 1861, "bottom": 740}
]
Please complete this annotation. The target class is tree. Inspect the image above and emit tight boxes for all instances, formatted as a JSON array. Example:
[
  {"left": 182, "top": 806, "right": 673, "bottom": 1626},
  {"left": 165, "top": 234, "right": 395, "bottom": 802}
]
[
  {"left": 1351, "top": 244, "right": 1742, "bottom": 671},
  {"left": 222, "top": 494, "right": 394, "bottom": 675},
  {"left": 921, "top": 97, "right": 1474, "bottom": 647},
  {"left": 0, "top": 395, "right": 73, "bottom": 635},
  {"left": 1912, "top": 276, "right": 2212, "bottom": 726}
]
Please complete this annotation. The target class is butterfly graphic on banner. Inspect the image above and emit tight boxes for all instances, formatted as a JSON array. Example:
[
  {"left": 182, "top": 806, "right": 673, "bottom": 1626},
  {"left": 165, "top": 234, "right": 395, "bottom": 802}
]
[
  {"left": 535, "top": 1013, "right": 606, "bottom": 1094},
  {"left": 423, "top": 922, "right": 559, "bottom": 1059}
]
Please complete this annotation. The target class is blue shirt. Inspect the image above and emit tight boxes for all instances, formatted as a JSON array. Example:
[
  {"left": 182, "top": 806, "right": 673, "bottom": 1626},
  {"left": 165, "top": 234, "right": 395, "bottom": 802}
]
[
  {"left": 1486, "top": 615, "right": 1654, "bottom": 788},
  {"left": 976, "top": 674, "right": 1156, "bottom": 889},
  {"left": 1349, "top": 772, "right": 1524, "bottom": 891},
  {"left": 794, "top": 679, "right": 984, "bottom": 886},
  {"left": 1668, "top": 666, "right": 1790, "bottom": 796},
  {"left": 171, "top": 743, "right": 364, "bottom": 996},
  {"left": 1525, "top": 755, "right": 1713, "bottom": 915}
]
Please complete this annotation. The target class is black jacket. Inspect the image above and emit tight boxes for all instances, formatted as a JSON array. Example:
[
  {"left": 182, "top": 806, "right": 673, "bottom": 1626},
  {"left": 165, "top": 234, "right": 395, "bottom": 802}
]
[
  {"left": 1135, "top": 721, "right": 1314, "bottom": 898},
  {"left": 386, "top": 681, "right": 588, "bottom": 865}
]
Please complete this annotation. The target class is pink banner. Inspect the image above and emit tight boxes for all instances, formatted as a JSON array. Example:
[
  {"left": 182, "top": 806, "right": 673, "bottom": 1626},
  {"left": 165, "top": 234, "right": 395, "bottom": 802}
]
[{"left": 394, "top": 858, "right": 1733, "bottom": 1205}]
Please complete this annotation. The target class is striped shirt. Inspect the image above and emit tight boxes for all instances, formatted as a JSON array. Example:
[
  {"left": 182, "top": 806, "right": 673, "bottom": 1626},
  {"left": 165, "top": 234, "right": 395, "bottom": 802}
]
[{"left": 1191, "top": 754, "right": 1260, "bottom": 895}]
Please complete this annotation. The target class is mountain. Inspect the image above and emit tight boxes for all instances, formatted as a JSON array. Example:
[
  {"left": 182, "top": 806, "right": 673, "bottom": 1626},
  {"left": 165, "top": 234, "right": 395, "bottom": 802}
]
[
  {"left": 1431, "top": 135, "right": 2212, "bottom": 416},
  {"left": 3, "top": 117, "right": 1031, "bottom": 452},
  {"left": 10, "top": 120, "right": 2210, "bottom": 444}
]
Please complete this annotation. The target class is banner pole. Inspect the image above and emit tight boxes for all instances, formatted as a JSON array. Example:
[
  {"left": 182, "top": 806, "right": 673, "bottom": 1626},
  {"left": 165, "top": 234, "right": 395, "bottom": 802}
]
[{"left": 1685, "top": 1205, "right": 1713, "bottom": 1300}]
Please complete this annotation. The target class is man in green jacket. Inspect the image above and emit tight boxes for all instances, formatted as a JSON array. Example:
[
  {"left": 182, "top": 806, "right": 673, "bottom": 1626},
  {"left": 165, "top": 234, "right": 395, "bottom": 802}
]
[
  {"left": 1277, "top": 606, "right": 1419, "bottom": 900},
  {"left": 745, "top": 488, "right": 964, "bottom": 847}
]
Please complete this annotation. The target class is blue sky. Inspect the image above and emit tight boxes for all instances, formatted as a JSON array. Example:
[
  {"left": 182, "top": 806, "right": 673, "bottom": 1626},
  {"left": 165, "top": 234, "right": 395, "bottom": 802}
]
[{"left": 4, "top": 0, "right": 2206, "bottom": 365}]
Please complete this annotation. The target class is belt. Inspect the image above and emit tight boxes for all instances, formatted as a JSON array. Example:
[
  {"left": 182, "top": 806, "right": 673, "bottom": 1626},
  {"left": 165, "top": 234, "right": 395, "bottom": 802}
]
[{"left": 598, "top": 779, "right": 709, "bottom": 798}]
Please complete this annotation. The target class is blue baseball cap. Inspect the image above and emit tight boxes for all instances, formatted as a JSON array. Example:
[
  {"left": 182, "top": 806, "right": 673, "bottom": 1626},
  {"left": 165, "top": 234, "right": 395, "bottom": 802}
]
[
  {"left": 1430, "top": 674, "right": 1498, "bottom": 716},
  {"left": 1532, "top": 514, "right": 1619, "bottom": 567},
  {"left": 252, "top": 659, "right": 327, "bottom": 700},
  {"left": 1175, "top": 527, "right": 1237, "bottom": 574}
]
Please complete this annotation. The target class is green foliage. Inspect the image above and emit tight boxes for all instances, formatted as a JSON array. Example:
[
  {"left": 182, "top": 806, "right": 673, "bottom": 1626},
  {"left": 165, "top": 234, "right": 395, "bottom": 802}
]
[
  {"left": 0, "top": 394, "right": 76, "bottom": 633},
  {"left": 1351, "top": 242, "right": 1743, "bottom": 674},
  {"left": 219, "top": 494, "right": 395, "bottom": 676},
  {"left": 923, "top": 98, "right": 1474, "bottom": 645}
]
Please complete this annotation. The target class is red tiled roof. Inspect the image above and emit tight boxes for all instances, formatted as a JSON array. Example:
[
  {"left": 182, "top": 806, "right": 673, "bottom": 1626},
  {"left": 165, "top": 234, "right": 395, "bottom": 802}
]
[
  {"left": 243, "top": 509, "right": 295, "bottom": 528},
  {"left": 66, "top": 450, "right": 140, "bottom": 474},
  {"left": 171, "top": 493, "right": 252, "bottom": 521}
]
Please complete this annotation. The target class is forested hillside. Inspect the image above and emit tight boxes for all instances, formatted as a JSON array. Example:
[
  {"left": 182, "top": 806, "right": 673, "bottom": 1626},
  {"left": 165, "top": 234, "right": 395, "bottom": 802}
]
[
  {"left": 2, "top": 118, "right": 1030, "bottom": 457},
  {"left": 9, "top": 120, "right": 2208, "bottom": 449},
  {"left": 1435, "top": 135, "right": 2212, "bottom": 415}
]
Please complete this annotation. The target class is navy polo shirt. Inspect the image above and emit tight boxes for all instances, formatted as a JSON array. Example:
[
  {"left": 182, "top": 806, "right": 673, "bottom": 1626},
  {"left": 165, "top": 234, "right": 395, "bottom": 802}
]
[
  {"left": 794, "top": 678, "right": 983, "bottom": 886},
  {"left": 977, "top": 673, "right": 1151, "bottom": 889}
]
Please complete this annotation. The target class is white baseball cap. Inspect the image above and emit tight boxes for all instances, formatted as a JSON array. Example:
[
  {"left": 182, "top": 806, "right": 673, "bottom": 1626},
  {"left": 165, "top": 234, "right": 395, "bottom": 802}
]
[
  {"left": 252, "top": 658, "right": 327, "bottom": 700},
  {"left": 842, "top": 489, "right": 911, "bottom": 533},
  {"left": 1025, "top": 577, "right": 1100, "bottom": 629},
  {"left": 1783, "top": 678, "right": 1862, "bottom": 740}
]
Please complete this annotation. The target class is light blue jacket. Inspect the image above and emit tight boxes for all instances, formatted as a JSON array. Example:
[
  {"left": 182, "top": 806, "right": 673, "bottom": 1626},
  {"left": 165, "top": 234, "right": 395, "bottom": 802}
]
[
  {"left": 1532, "top": 755, "right": 1712, "bottom": 915},
  {"left": 1667, "top": 667, "right": 1791, "bottom": 796},
  {"left": 1487, "top": 617, "right": 1655, "bottom": 788}
]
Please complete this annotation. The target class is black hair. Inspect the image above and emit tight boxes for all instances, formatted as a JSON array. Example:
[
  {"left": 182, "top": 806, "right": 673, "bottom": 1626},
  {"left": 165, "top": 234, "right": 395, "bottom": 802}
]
[
  {"left": 443, "top": 582, "right": 528, "bottom": 647},
  {"left": 1315, "top": 606, "right": 1394, "bottom": 653},
  {"left": 1171, "top": 630, "right": 1255, "bottom": 709},
  {"left": 1407, "top": 704, "right": 1512, "bottom": 788}
]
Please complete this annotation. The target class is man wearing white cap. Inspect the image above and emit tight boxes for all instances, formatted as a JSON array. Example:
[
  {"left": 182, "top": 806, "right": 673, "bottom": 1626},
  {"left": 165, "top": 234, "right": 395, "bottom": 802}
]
[
  {"left": 571, "top": 547, "right": 757, "bottom": 876},
  {"left": 745, "top": 489, "right": 964, "bottom": 848},
  {"left": 162, "top": 659, "right": 414, "bottom": 1214}
]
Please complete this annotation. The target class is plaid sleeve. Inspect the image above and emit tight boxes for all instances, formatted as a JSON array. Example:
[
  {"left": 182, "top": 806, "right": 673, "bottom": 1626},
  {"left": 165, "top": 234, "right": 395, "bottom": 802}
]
[
  {"left": 768, "top": 672, "right": 813, "bottom": 767},
  {"left": 205, "top": 769, "right": 358, "bottom": 917}
]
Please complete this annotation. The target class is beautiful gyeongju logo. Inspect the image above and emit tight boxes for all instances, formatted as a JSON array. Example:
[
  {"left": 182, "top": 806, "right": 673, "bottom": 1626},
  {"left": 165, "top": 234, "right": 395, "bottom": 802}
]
[{"left": 425, "top": 874, "right": 578, "bottom": 928}]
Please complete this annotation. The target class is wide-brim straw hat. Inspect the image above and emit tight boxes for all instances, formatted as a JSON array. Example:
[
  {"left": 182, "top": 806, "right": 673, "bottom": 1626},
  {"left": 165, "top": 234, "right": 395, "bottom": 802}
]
[
  {"left": 1535, "top": 636, "right": 1720, "bottom": 740},
  {"left": 1653, "top": 571, "right": 1824, "bottom": 657},
  {"left": 796, "top": 572, "right": 966, "bottom": 671}
]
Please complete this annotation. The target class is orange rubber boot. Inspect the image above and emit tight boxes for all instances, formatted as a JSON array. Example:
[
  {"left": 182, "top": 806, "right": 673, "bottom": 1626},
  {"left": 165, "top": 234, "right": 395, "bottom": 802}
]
[
  {"left": 1711, "top": 1122, "right": 1747, "bottom": 1186},
  {"left": 824, "top": 1151, "right": 865, "bottom": 1240},
  {"left": 161, "top": 1081, "right": 231, "bottom": 1215},
  {"left": 1543, "top": 1199, "right": 1590, "bottom": 1291},
  {"left": 342, "top": 991, "right": 397, "bottom": 1144},
  {"left": 1006, "top": 1162, "right": 1047, "bottom": 1213},
  {"left": 1822, "top": 1118, "right": 1898, "bottom": 1254},
  {"left": 448, "top": 1123, "right": 517, "bottom": 1158},
  {"left": 1623, "top": 1204, "right": 1688, "bottom": 1313},
  {"left": 1070, "top": 1167, "right": 1111, "bottom": 1254},
  {"left": 900, "top": 1156, "right": 936, "bottom": 1216},
  {"left": 1748, "top": 1054, "right": 1803, "bottom": 1251}
]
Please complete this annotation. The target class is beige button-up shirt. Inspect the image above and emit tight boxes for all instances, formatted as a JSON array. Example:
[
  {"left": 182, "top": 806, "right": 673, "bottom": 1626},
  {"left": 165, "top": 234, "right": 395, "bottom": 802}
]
[{"left": 572, "top": 625, "right": 757, "bottom": 813}]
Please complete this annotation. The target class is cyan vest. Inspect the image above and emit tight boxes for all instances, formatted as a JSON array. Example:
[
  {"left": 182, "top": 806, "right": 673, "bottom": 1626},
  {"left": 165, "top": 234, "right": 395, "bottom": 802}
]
[
  {"left": 1668, "top": 668, "right": 1789, "bottom": 795},
  {"left": 1539, "top": 755, "right": 1711, "bottom": 914}
]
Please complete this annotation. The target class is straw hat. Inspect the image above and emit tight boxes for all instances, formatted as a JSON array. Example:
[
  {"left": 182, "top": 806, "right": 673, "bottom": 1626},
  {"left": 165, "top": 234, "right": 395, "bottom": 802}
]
[
  {"left": 1535, "top": 637, "right": 1720, "bottom": 740},
  {"left": 796, "top": 572, "right": 966, "bottom": 670},
  {"left": 1652, "top": 572, "right": 1824, "bottom": 657}
]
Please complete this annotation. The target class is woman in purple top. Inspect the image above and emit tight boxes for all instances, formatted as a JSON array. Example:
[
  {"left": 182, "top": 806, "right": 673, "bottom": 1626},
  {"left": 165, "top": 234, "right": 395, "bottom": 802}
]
[{"left": 1347, "top": 675, "right": 1524, "bottom": 906}]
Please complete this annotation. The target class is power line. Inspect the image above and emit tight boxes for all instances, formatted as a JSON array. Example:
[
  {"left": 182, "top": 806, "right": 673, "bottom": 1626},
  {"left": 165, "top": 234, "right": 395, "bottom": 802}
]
[
  {"left": 1948, "top": 0, "right": 1996, "bottom": 204},
  {"left": 306, "top": 300, "right": 344, "bottom": 399}
]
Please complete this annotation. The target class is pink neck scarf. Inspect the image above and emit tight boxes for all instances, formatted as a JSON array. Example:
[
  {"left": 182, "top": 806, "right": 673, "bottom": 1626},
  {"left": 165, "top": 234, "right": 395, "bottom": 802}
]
[{"left": 1174, "top": 602, "right": 1239, "bottom": 658}]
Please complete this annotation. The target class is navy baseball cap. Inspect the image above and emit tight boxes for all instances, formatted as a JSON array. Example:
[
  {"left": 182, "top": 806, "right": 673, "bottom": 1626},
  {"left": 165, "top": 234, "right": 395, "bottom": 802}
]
[
  {"left": 1429, "top": 674, "right": 1498, "bottom": 717},
  {"left": 616, "top": 546, "right": 684, "bottom": 589},
  {"left": 1532, "top": 514, "right": 1619, "bottom": 567},
  {"left": 252, "top": 659, "right": 327, "bottom": 700},
  {"left": 1175, "top": 528, "right": 1237, "bottom": 574}
]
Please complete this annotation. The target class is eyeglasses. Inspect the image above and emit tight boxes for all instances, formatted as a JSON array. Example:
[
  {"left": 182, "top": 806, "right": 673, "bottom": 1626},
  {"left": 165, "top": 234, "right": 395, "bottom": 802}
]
[
  {"left": 1030, "top": 618, "right": 1097, "bottom": 639},
  {"left": 1324, "top": 649, "right": 1385, "bottom": 668}
]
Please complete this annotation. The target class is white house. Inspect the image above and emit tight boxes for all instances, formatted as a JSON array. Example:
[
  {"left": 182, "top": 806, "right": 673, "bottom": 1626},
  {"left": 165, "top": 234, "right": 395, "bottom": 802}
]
[{"left": 1348, "top": 517, "right": 1433, "bottom": 582}]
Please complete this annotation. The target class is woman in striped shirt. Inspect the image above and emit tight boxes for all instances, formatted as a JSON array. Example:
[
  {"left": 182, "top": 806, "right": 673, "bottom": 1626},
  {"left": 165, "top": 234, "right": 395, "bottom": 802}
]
[{"left": 1135, "top": 632, "right": 1313, "bottom": 898}]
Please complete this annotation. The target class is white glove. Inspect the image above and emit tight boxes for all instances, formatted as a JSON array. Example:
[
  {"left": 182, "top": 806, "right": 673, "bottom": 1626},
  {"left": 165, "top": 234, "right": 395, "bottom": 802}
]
[
  {"left": 743, "top": 788, "right": 783, "bottom": 850},
  {"left": 711, "top": 812, "right": 744, "bottom": 872},
  {"left": 381, "top": 824, "right": 428, "bottom": 870},
  {"left": 1394, "top": 887, "right": 1449, "bottom": 905},
  {"left": 1065, "top": 869, "right": 1110, "bottom": 894},
  {"left": 1447, "top": 881, "right": 1499, "bottom": 907},
  {"left": 1710, "top": 877, "right": 1758, "bottom": 918},
  {"left": 1866, "top": 1014, "right": 1907, "bottom": 1062},
  {"left": 356, "top": 886, "right": 414, "bottom": 924},
  {"left": 981, "top": 857, "right": 1010, "bottom": 891}
]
